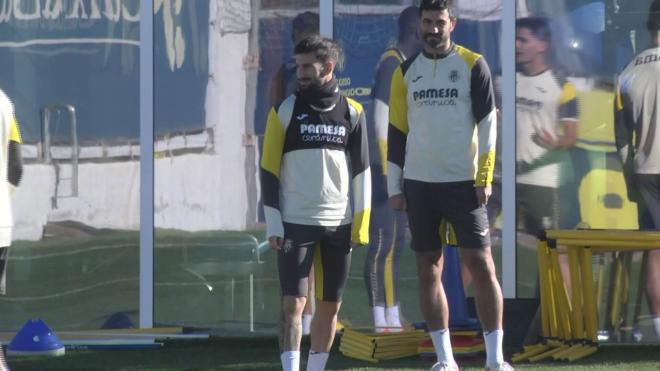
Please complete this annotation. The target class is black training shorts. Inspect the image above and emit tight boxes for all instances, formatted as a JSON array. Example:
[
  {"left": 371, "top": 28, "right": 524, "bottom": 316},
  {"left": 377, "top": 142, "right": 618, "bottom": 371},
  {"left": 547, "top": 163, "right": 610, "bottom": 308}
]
[
  {"left": 278, "top": 222, "right": 352, "bottom": 302},
  {"left": 404, "top": 179, "right": 490, "bottom": 251}
]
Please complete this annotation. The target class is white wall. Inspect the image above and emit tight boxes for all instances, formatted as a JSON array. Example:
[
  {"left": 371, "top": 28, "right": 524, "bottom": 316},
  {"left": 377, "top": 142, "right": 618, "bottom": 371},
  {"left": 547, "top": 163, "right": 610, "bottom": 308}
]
[
  {"left": 14, "top": 151, "right": 251, "bottom": 241},
  {"left": 12, "top": 164, "right": 55, "bottom": 240},
  {"left": 204, "top": 28, "right": 251, "bottom": 230}
]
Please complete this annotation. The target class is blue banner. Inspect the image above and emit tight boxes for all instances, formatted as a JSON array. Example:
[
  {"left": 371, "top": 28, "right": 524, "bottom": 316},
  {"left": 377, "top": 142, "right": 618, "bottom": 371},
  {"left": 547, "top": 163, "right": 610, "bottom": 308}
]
[{"left": 0, "top": 0, "right": 208, "bottom": 142}]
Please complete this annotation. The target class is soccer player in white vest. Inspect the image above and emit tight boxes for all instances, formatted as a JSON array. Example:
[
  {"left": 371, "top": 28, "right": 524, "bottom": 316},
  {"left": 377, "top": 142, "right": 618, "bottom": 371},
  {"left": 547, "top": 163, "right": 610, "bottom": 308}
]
[
  {"left": 261, "top": 36, "right": 370, "bottom": 371},
  {"left": 387, "top": 0, "right": 508, "bottom": 369}
]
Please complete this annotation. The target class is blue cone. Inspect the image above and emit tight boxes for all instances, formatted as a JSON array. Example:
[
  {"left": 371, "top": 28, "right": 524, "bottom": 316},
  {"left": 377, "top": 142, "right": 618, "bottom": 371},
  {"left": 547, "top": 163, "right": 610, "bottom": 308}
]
[
  {"left": 8, "top": 319, "right": 65, "bottom": 356},
  {"left": 442, "top": 245, "right": 481, "bottom": 330},
  {"left": 101, "top": 312, "right": 135, "bottom": 329}
]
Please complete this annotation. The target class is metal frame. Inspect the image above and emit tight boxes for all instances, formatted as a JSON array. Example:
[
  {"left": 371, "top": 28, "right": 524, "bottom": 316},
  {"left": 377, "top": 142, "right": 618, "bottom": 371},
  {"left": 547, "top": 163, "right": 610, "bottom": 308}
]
[
  {"left": 501, "top": 0, "right": 516, "bottom": 299},
  {"left": 41, "top": 104, "right": 79, "bottom": 204},
  {"left": 139, "top": 0, "right": 154, "bottom": 328},
  {"left": 320, "top": 1, "right": 334, "bottom": 38},
  {"left": 136, "top": 1, "right": 520, "bottom": 327}
]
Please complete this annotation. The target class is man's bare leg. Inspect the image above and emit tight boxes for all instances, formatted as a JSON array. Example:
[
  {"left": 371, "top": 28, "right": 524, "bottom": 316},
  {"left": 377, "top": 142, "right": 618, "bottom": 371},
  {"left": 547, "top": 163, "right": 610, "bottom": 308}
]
[
  {"left": 306, "top": 300, "right": 341, "bottom": 371},
  {"left": 646, "top": 249, "right": 660, "bottom": 339},
  {"left": 280, "top": 295, "right": 306, "bottom": 371},
  {"left": 303, "top": 267, "right": 316, "bottom": 335},
  {"left": 416, "top": 250, "right": 455, "bottom": 368},
  {"left": 461, "top": 246, "right": 505, "bottom": 368}
]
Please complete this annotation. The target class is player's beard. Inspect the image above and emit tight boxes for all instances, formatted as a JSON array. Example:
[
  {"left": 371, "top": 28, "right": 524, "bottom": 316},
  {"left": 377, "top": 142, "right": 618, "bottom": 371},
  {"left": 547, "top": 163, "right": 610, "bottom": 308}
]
[
  {"left": 423, "top": 32, "right": 447, "bottom": 50},
  {"left": 298, "top": 76, "right": 322, "bottom": 92}
]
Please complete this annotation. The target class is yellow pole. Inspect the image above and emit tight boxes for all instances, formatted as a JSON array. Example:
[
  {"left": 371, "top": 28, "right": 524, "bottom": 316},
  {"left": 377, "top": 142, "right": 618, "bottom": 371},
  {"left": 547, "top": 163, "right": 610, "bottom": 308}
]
[
  {"left": 595, "top": 254, "right": 605, "bottom": 316},
  {"left": 580, "top": 247, "right": 598, "bottom": 342},
  {"left": 555, "top": 239, "right": 660, "bottom": 250},
  {"left": 547, "top": 230, "right": 660, "bottom": 241},
  {"left": 609, "top": 254, "right": 623, "bottom": 335},
  {"left": 568, "top": 247, "right": 584, "bottom": 340},
  {"left": 550, "top": 248, "right": 572, "bottom": 340},
  {"left": 538, "top": 240, "right": 552, "bottom": 338}
]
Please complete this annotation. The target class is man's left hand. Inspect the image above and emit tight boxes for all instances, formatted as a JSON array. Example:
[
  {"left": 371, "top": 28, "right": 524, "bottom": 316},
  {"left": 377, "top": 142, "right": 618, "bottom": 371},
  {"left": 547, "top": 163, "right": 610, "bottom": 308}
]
[
  {"left": 475, "top": 185, "right": 492, "bottom": 206},
  {"left": 532, "top": 128, "right": 558, "bottom": 150}
]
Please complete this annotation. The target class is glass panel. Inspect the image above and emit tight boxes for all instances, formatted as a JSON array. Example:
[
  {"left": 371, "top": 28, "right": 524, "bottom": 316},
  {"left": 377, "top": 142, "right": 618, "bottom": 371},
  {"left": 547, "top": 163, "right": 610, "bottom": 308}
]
[
  {"left": 334, "top": 0, "right": 502, "bottom": 327},
  {"left": 154, "top": 0, "right": 319, "bottom": 334},
  {"left": 0, "top": 1, "right": 140, "bottom": 330},
  {"left": 516, "top": 0, "right": 659, "bottom": 343}
]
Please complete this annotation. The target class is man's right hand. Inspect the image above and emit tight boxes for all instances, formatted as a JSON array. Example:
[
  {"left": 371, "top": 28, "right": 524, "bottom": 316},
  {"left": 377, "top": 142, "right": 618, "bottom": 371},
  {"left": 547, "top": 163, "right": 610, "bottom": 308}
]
[
  {"left": 389, "top": 194, "right": 407, "bottom": 211},
  {"left": 268, "top": 236, "right": 283, "bottom": 250}
]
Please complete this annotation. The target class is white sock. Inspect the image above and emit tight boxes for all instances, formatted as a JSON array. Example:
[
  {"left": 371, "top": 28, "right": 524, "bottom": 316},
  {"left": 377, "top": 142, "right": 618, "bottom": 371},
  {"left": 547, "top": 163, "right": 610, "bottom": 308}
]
[
  {"left": 305, "top": 350, "right": 329, "bottom": 371},
  {"left": 484, "top": 330, "right": 504, "bottom": 367},
  {"left": 654, "top": 317, "right": 660, "bottom": 340},
  {"left": 430, "top": 328, "right": 455, "bottom": 365},
  {"left": 302, "top": 314, "right": 312, "bottom": 335},
  {"left": 385, "top": 305, "right": 402, "bottom": 327},
  {"left": 372, "top": 306, "right": 387, "bottom": 330},
  {"left": 280, "top": 350, "right": 300, "bottom": 371}
]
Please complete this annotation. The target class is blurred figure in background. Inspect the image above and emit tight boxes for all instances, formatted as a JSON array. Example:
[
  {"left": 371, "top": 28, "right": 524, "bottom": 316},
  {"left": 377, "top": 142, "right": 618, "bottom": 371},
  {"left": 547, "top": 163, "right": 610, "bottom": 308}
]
[
  {"left": 268, "top": 11, "right": 320, "bottom": 108},
  {"left": 614, "top": 0, "right": 660, "bottom": 340},
  {"left": 363, "top": 5, "right": 421, "bottom": 333},
  {"left": 515, "top": 16, "right": 579, "bottom": 284}
]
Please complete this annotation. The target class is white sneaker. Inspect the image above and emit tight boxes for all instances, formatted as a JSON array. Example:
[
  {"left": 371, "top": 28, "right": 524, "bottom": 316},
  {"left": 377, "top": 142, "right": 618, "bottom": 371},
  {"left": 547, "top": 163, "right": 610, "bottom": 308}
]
[
  {"left": 0, "top": 345, "right": 8, "bottom": 371},
  {"left": 431, "top": 361, "right": 460, "bottom": 371},
  {"left": 485, "top": 362, "right": 514, "bottom": 371}
]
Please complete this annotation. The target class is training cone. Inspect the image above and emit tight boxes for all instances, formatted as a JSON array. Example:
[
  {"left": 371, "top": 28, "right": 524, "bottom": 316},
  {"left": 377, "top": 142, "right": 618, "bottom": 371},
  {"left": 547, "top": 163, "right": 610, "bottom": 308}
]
[
  {"left": 101, "top": 312, "right": 135, "bottom": 329},
  {"left": 8, "top": 319, "right": 65, "bottom": 356}
]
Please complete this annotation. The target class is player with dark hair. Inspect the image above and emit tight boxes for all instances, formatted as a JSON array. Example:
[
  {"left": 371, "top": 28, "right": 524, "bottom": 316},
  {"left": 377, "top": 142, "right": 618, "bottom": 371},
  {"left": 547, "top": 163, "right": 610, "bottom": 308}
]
[
  {"left": 387, "top": 1, "right": 509, "bottom": 370},
  {"left": 261, "top": 35, "right": 371, "bottom": 371},
  {"left": 515, "top": 16, "right": 580, "bottom": 299}
]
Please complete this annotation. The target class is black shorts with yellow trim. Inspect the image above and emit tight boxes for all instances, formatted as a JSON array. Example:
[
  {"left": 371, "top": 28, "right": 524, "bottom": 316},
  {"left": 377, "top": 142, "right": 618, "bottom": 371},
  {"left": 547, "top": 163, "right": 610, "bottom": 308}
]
[
  {"left": 404, "top": 179, "right": 490, "bottom": 251},
  {"left": 278, "top": 222, "right": 352, "bottom": 302}
]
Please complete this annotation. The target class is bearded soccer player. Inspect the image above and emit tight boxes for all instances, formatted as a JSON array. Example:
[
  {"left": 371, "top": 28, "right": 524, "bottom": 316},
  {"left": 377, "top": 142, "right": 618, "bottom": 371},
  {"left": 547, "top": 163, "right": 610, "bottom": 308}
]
[
  {"left": 260, "top": 35, "right": 370, "bottom": 371},
  {"left": 387, "top": 0, "right": 509, "bottom": 370}
]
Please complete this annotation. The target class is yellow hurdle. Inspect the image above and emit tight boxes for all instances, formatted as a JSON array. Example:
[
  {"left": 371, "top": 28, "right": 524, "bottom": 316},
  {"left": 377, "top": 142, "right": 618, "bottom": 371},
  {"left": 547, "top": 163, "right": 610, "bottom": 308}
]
[
  {"left": 517, "top": 230, "right": 660, "bottom": 365},
  {"left": 528, "top": 344, "right": 570, "bottom": 362},
  {"left": 511, "top": 344, "right": 551, "bottom": 362},
  {"left": 555, "top": 239, "right": 660, "bottom": 250},
  {"left": 546, "top": 230, "right": 660, "bottom": 241},
  {"left": 566, "top": 345, "right": 598, "bottom": 361}
]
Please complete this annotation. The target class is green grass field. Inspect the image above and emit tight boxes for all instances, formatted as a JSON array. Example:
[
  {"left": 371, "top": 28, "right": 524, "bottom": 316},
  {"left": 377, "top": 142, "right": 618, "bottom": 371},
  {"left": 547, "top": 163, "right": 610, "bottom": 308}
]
[
  {"left": 7, "top": 338, "right": 660, "bottom": 370},
  {"left": 1, "top": 228, "right": 658, "bottom": 370},
  {"left": 0, "top": 228, "right": 516, "bottom": 333}
]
